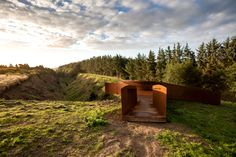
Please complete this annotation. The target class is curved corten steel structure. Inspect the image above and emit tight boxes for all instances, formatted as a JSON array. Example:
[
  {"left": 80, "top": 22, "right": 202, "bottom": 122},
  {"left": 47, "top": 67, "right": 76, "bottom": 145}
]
[
  {"left": 121, "top": 85, "right": 137, "bottom": 115},
  {"left": 105, "top": 80, "right": 221, "bottom": 122},
  {"left": 153, "top": 85, "right": 167, "bottom": 119}
]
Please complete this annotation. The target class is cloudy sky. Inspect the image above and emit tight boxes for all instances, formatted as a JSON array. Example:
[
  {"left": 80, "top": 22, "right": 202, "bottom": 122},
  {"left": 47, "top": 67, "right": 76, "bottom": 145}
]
[{"left": 0, "top": 0, "right": 236, "bottom": 67}]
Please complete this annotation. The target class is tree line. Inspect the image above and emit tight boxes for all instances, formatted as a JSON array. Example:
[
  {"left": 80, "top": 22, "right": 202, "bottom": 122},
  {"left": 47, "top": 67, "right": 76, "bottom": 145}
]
[
  {"left": 71, "top": 37, "right": 235, "bottom": 95},
  {"left": 0, "top": 64, "right": 53, "bottom": 74}
]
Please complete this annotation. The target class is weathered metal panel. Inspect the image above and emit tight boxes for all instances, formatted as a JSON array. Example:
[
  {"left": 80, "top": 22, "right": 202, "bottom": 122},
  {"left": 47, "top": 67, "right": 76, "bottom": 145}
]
[
  {"left": 153, "top": 85, "right": 167, "bottom": 118},
  {"left": 121, "top": 85, "right": 137, "bottom": 117}
]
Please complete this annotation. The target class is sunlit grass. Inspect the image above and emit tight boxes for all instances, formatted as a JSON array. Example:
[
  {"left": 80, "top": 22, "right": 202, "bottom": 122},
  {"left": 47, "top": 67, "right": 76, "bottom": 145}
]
[
  {"left": 0, "top": 99, "right": 120, "bottom": 156},
  {"left": 64, "top": 73, "right": 120, "bottom": 101},
  {"left": 159, "top": 100, "right": 236, "bottom": 156}
]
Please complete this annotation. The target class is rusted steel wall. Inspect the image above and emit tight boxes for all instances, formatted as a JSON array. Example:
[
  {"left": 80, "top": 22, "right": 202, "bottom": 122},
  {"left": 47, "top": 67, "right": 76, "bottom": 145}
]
[
  {"left": 121, "top": 80, "right": 155, "bottom": 91},
  {"left": 118, "top": 82, "right": 129, "bottom": 95},
  {"left": 105, "top": 82, "right": 128, "bottom": 95},
  {"left": 105, "top": 83, "right": 119, "bottom": 94},
  {"left": 117, "top": 80, "right": 221, "bottom": 105},
  {"left": 160, "top": 82, "right": 221, "bottom": 105},
  {"left": 152, "top": 85, "right": 167, "bottom": 117},
  {"left": 121, "top": 85, "right": 137, "bottom": 116}
]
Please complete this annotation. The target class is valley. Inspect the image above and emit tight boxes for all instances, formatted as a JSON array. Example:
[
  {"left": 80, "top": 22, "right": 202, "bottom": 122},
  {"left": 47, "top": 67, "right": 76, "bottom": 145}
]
[{"left": 0, "top": 71, "right": 235, "bottom": 156}]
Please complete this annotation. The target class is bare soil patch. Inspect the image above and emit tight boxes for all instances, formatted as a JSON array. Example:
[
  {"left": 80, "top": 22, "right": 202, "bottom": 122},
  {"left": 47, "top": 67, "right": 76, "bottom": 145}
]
[{"left": 93, "top": 111, "right": 194, "bottom": 157}]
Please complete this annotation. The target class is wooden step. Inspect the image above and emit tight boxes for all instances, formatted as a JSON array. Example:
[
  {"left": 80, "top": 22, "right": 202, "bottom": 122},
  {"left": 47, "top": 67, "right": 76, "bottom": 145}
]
[
  {"left": 129, "top": 111, "right": 159, "bottom": 117},
  {"left": 123, "top": 91, "right": 166, "bottom": 123},
  {"left": 132, "top": 107, "right": 157, "bottom": 113},
  {"left": 123, "top": 115, "right": 166, "bottom": 123}
]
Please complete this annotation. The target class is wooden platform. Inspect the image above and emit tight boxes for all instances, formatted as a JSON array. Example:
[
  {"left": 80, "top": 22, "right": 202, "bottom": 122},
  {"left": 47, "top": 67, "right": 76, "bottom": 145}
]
[{"left": 123, "top": 91, "right": 166, "bottom": 122}]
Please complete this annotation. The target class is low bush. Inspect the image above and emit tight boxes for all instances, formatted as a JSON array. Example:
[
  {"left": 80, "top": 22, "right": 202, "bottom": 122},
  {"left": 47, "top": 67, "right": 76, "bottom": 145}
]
[{"left": 83, "top": 109, "right": 108, "bottom": 127}]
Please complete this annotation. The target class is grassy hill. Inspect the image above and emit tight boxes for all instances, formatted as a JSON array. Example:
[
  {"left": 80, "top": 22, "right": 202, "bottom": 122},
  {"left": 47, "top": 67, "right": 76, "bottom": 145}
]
[
  {"left": 0, "top": 67, "right": 119, "bottom": 101},
  {"left": 0, "top": 74, "right": 29, "bottom": 95},
  {"left": 64, "top": 73, "right": 120, "bottom": 101},
  {"left": 0, "top": 70, "right": 235, "bottom": 156},
  {"left": 0, "top": 69, "right": 64, "bottom": 100}
]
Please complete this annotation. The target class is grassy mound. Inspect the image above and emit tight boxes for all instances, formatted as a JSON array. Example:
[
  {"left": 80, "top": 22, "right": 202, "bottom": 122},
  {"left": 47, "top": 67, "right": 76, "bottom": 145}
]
[
  {"left": 1, "top": 70, "right": 63, "bottom": 100},
  {"left": 0, "top": 74, "right": 29, "bottom": 95},
  {"left": 0, "top": 72, "right": 120, "bottom": 101},
  {"left": 64, "top": 73, "right": 120, "bottom": 101}
]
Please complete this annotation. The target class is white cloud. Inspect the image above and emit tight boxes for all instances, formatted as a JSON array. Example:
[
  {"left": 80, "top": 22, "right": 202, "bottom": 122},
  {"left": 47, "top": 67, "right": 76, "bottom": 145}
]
[{"left": 0, "top": 0, "right": 235, "bottom": 51}]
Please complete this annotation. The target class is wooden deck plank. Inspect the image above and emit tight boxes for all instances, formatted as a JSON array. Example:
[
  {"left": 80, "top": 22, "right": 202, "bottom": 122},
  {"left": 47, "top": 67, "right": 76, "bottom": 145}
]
[{"left": 124, "top": 90, "right": 166, "bottom": 122}]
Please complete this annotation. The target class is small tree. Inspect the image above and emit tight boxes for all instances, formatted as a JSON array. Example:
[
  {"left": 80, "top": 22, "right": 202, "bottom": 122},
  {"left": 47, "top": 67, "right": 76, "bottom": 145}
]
[
  {"left": 163, "top": 61, "right": 201, "bottom": 86},
  {"left": 125, "top": 59, "right": 136, "bottom": 80},
  {"left": 163, "top": 63, "right": 185, "bottom": 85},
  {"left": 134, "top": 53, "right": 147, "bottom": 80},
  {"left": 225, "top": 63, "right": 236, "bottom": 95}
]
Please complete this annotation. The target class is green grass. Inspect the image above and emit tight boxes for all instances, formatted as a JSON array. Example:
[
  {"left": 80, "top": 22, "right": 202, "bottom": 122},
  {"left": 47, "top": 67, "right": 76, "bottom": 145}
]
[
  {"left": 156, "top": 130, "right": 211, "bottom": 157},
  {"left": 1, "top": 75, "right": 236, "bottom": 157},
  {"left": 64, "top": 73, "right": 120, "bottom": 101},
  {"left": 0, "top": 99, "right": 120, "bottom": 156},
  {"left": 158, "top": 100, "right": 236, "bottom": 157},
  {"left": 83, "top": 109, "right": 108, "bottom": 127}
]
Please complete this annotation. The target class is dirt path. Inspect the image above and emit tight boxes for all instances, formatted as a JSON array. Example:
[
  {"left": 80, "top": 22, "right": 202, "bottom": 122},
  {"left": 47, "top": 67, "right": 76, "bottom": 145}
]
[{"left": 96, "top": 112, "right": 191, "bottom": 157}]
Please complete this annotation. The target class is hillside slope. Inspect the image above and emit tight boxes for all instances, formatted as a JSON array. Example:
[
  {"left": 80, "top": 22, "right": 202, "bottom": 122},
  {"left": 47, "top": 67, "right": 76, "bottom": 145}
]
[
  {"left": 0, "top": 71, "right": 120, "bottom": 101},
  {"left": 1, "top": 70, "right": 64, "bottom": 100},
  {"left": 0, "top": 74, "right": 29, "bottom": 95},
  {"left": 64, "top": 73, "right": 120, "bottom": 101}
]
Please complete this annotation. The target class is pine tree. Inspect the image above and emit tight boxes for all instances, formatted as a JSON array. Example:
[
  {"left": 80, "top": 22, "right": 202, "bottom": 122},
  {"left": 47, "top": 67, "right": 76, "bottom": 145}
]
[
  {"left": 172, "top": 43, "right": 182, "bottom": 63},
  {"left": 223, "top": 37, "right": 236, "bottom": 66},
  {"left": 206, "top": 38, "right": 223, "bottom": 70},
  {"left": 134, "top": 53, "right": 147, "bottom": 80},
  {"left": 176, "top": 42, "right": 183, "bottom": 63},
  {"left": 114, "top": 55, "right": 127, "bottom": 78},
  {"left": 166, "top": 46, "right": 172, "bottom": 63},
  {"left": 125, "top": 59, "right": 136, "bottom": 80},
  {"left": 146, "top": 50, "right": 156, "bottom": 81},
  {"left": 183, "top": 43, "right": 191, "bottom": 61},
  {"left": 225, "top": 62, "right": 236, "bottom": 99},
  {"left": 172, "top": 43, "right": 177, "bottom": 63},
  {"left": 197, "top": 42, "right": 206, "bottom": 69},
  {"left": 156, "top": 48, "right": 167, "bottom": 82},
  {"left": 183, "top": 43, "right": 196, "bottom": 65},
  {"left": 230, "top": 36, "right": 236, "bottom": 62},
  {"left": 201, "top": 39, "right": 226, "bottom": 90}
]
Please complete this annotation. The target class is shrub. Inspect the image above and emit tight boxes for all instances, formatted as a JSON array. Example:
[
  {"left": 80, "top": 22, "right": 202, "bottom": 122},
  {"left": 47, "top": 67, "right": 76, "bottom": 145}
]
[
  {"left": 225, "top": 63, "right": 236, "bottom": 98},
  {"left": 83, "top": 109, "right": 108, "bottom": 127},
  {"left": 163, "top": 61, "right": 201, "bottom": 86}
]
